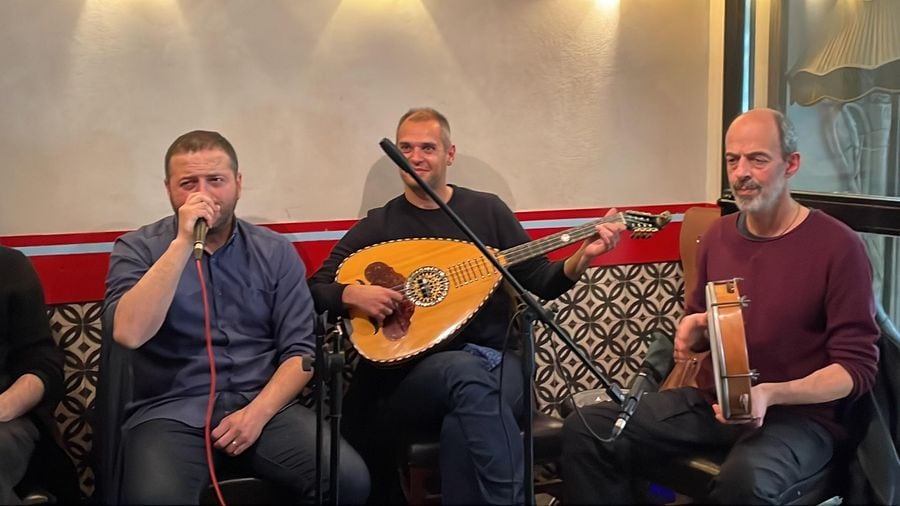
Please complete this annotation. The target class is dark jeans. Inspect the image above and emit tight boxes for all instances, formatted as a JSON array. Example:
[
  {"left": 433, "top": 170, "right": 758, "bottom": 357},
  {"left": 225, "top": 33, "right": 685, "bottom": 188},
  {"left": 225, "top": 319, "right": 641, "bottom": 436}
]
[
  {"left": 0, "top": 417, "right": 39, "bottom": 505},
  {"left": 561, "top": 387, "right": 836, "bottom": 505},
  {"left": 343, "top": 350, "right": 525, "bottom": 505},
  {"left": 121, "top": 394, "right": 369, "bottom": 504}
]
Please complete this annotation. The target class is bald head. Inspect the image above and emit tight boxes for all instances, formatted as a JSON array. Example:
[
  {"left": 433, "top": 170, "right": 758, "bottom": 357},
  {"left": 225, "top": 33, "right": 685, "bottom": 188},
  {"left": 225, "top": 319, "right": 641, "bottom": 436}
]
[{"left": 727, "top": 108, "right": 797, "bottom": 160}]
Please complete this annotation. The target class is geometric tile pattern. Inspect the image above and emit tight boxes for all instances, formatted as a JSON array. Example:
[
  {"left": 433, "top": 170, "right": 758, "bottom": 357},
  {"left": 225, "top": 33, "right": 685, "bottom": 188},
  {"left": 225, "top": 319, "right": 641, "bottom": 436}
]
[
  {"left": 44, "top": 261, "right": 683, "bottom": 499},
  {"left": 48, "top": 302, "right": 102, "bottom": 499},
  {"left": 534, "top": 262, "right": 684, "bottom": 416}
]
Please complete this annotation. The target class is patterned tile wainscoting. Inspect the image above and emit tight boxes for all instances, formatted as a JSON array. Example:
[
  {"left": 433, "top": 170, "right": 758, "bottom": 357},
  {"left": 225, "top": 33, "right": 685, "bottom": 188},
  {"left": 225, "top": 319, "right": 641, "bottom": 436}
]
[
  {"left": 46, "top": 261, "right": 683, "bottom": 499},
  {"left": 49, "top": 302, "right": 102, "bottom": 498},
  {"left": 535, "top": 261, "right": 684, "bottom": 415}
]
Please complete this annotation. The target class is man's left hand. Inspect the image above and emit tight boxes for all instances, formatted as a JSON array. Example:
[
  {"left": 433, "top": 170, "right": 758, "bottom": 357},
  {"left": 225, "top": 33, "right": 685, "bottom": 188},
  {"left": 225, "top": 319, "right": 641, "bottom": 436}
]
[
  {"left": 211, "top": 407, "right": 267, "bottom": 457},
  {"left": 583, "top": 207, "right": 625, "bottom": 258},
  {"left": 564, "top": 208, "right": 627, "bottom": 280}
]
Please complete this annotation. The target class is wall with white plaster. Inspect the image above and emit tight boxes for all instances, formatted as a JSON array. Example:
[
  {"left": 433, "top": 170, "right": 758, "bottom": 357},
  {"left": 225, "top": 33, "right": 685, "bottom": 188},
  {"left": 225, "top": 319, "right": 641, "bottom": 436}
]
[{"left": 0, "top": 0, "right": 712, "bottom": 235}]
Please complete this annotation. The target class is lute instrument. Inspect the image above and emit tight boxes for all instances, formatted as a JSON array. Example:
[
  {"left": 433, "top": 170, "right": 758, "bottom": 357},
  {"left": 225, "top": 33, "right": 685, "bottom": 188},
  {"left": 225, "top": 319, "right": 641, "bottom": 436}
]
[{"left": 336, "top": 210, "right": 672, "bottom": 364}]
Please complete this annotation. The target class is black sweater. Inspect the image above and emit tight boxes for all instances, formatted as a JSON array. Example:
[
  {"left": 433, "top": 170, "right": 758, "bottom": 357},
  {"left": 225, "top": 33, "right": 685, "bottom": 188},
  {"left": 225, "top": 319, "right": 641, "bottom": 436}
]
[{"left": 0, "top": 246, "right": 63, "bottom": 427}]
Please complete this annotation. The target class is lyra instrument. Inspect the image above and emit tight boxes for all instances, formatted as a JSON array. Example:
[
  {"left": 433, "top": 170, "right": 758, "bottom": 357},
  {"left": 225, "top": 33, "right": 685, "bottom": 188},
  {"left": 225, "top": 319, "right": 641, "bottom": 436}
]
[
  {"left": 336, "top": 210, "right": 672, "bottom": 365},
  {"left": 706, "top": 278, "right": 757, "bottom": 421}
]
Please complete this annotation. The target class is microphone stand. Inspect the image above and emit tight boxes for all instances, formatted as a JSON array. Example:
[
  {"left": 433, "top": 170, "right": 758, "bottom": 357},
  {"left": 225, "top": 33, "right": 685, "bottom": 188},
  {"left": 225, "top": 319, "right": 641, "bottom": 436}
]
[
  {"left": 518, "top": 304, "right": 540, "bottom": 504},
  {"left": 379, "top": 138, "right": 625, "bottom": 506},
  {"left": 328, "top": 321, "right": 346, "bottom": 506},
  {"left": 307, "top": 312, "right": 346, "bottom": 505}
]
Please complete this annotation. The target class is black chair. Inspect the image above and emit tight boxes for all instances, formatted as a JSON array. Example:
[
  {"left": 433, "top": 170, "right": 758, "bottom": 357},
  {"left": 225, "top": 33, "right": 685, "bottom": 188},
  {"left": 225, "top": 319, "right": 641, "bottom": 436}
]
[
  {"left": 197, "top": 476, "right": 292, "bottom": 505},
  {"left": 842, "top": 304, "right": 899, "bottom": 505},
  {"left": 93, "top": 314, "right": 288, "bottom": 505}
]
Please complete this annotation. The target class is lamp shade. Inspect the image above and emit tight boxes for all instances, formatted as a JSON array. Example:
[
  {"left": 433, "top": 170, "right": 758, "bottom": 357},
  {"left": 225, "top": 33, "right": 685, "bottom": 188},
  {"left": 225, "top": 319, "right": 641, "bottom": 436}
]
[{"left": 789, "top": 0, "right": 900, "bottom": 106}]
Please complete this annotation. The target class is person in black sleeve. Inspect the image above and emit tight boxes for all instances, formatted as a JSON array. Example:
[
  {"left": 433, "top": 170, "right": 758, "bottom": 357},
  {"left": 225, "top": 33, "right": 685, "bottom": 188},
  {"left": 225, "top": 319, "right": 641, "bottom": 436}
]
[
  {"left": 309, "top": 107, "right": 625, "bottom": 504},
  {"left": 0, "top": 246, "right": 66, "bottom": 505}
]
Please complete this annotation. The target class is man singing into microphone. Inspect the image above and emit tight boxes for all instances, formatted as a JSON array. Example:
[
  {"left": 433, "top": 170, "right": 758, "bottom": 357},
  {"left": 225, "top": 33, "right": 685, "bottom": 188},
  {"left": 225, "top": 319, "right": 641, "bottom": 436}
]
[
  {"left": 561, "top": 108, "right": 879, "bottom": 504},
  {"left": 308, "top": 107, "right": 624, "bottom": 504},
  {"left": 103, "top": 130, "right": 369, "bottom": 504}
]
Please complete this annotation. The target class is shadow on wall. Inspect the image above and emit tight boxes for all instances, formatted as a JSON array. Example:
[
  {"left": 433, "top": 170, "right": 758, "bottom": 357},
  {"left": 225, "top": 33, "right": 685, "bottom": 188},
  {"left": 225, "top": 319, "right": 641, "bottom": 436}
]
[{"left": 357, "top": 154, "right": 517, "bottom": 217}]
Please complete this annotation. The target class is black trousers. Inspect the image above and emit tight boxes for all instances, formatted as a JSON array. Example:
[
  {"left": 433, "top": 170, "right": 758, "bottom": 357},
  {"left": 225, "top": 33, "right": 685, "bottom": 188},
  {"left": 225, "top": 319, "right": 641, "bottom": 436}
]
[
  {"left": 561, "top": 387, "right": 836, "bottom": 505},
  {"left": 120, "top": 394, "right": 369, "bottom": 504},
  {"left": 0, "top": 417, "right": 38, "bottom": 505}
]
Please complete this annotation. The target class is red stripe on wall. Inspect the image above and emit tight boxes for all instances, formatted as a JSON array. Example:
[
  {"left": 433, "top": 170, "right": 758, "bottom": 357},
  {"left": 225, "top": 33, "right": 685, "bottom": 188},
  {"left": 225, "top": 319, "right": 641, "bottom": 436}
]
[
  {"left": 27, "top": 253, "right": 113, "bottom": 306},
  {"left": 3, "top": 204, "right": 711, "bottom": 304},
  {"left": 1, "top": 231, "right": 124, "bottom": 247}
]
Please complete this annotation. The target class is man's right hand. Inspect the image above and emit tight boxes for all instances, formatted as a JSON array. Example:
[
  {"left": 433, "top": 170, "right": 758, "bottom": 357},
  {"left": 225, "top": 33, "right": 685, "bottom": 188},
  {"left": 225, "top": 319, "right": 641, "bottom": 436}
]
[
  {"left": 674, "top": 312, "right": 709, "bottom": 361},
  {"left": 176, "top": 193, "right": 220, "bottom": 243},
  {"left": 342, "top": 284, "right": 405, "bottom": 324}
]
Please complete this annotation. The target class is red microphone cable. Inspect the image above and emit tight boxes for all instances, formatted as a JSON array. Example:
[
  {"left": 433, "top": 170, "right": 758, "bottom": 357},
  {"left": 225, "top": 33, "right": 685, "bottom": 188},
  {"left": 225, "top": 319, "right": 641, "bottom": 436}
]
[{"left": 196, "top": 258, "right": 226, "bottom": 506}]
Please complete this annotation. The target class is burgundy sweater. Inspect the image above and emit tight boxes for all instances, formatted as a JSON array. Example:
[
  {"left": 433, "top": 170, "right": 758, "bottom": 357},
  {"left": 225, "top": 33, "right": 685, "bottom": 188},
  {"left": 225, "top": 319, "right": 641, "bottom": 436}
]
[{"left": 687, "top": 210, "right": 879, "bottom": 437}]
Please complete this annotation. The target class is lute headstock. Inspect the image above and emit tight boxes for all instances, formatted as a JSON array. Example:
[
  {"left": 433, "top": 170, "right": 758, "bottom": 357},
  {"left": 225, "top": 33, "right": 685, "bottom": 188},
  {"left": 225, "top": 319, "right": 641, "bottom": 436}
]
[{"left": 621, "top": 210, "right": 672, "bottom": 238}]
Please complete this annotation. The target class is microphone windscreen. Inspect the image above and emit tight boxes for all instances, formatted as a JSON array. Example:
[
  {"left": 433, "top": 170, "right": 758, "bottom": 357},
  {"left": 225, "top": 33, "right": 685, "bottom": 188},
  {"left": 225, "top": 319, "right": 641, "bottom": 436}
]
[
  {"left": 642, "top": 330, "right": 675, "bottom": 383},
  {"left": 379, "top": 138, "right": 411, "bottom": 172}
]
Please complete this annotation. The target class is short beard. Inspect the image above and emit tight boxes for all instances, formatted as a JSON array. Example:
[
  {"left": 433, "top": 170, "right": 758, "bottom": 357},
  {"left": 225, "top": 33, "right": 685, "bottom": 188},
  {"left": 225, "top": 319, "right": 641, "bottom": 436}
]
[
  {"left": 210, "top": 201, "right": 238, "bottom": 232},
  {"left": 733, "top": 175, "right": 786, "bottom": 214}
]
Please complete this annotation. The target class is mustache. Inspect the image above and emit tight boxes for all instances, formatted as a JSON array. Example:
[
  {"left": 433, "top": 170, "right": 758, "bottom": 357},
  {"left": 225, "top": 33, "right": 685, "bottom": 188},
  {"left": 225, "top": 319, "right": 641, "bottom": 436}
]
[{"left": 732, "top": 178, "right": 762, "bottom": 193}]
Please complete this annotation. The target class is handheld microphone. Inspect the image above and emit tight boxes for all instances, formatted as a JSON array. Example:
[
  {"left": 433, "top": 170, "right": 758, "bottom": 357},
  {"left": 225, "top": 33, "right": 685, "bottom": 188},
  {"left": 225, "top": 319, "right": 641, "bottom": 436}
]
[
  {"left": 610, "top": 331, "right": 675, "bottom": 440},
  {"left": 193, "top": 218, "right": 208, "bottom": 260}
]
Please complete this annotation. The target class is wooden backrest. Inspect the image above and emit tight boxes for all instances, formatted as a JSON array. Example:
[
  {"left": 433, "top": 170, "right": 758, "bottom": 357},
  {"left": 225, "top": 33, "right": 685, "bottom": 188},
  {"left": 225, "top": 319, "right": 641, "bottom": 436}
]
[
  {"left": 679, "top": 206, "right": 721, "bottom": 300},
  {"left": 659, "top": 206, "right": 721, "bottom": 392}
]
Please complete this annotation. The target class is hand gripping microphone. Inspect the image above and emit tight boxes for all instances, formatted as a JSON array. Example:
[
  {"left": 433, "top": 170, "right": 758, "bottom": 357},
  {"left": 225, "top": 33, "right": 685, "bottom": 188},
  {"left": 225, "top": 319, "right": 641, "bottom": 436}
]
[
  {"left": 193, "top": 218, "right": 208, "bottom": 260},
  {"left": 610, "top": 331, "right": 675, "bottom": 440}
]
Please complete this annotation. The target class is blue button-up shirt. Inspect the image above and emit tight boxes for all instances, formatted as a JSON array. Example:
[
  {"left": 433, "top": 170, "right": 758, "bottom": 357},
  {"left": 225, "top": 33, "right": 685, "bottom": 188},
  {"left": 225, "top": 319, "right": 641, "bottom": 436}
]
[{"left": 104, "top": 216, "right": 315, "bottom": 428}]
